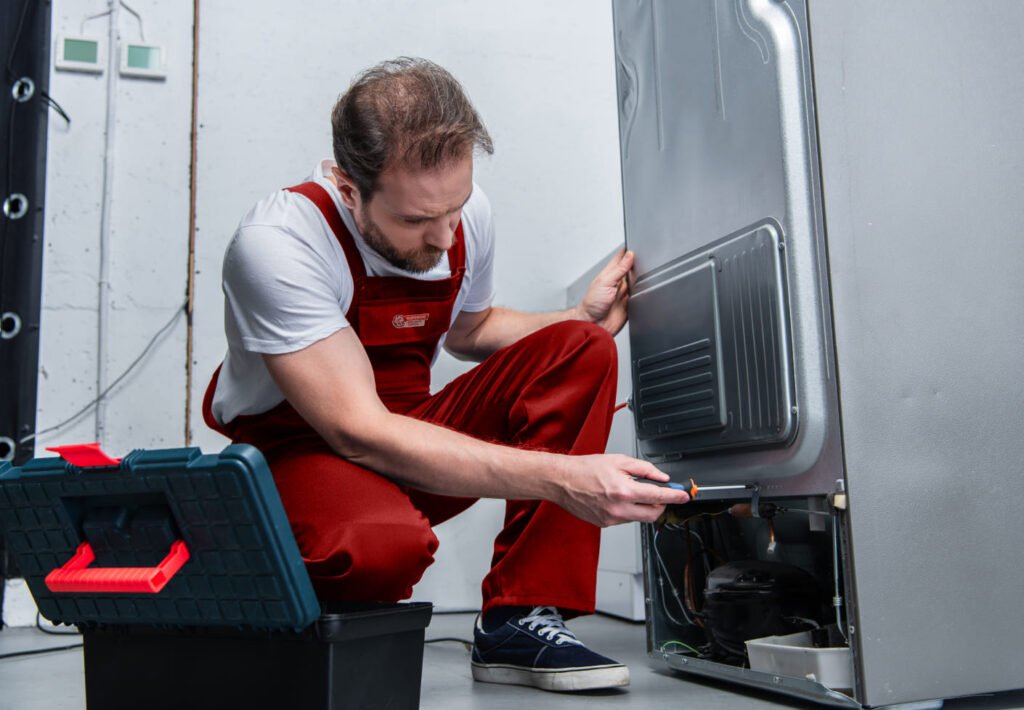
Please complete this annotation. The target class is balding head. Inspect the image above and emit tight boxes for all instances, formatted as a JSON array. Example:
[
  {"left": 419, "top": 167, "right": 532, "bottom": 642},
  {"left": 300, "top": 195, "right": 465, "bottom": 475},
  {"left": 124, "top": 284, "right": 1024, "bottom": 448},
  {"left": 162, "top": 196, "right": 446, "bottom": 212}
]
[{"left": 331, "top": 58, "right": 494, "bottom": 200}]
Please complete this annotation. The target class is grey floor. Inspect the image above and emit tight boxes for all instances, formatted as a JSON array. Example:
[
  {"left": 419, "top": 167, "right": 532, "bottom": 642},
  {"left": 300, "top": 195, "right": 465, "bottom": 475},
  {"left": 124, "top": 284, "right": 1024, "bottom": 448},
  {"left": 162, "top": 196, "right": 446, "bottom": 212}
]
[{"left": 1, "top": 612, "right": 1023, "bottom": 709}]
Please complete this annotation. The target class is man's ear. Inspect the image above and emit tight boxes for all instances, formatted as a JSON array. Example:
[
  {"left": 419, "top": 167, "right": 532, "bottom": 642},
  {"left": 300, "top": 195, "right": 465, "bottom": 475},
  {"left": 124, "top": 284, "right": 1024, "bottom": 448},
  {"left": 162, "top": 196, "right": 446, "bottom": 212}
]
[{"left": 332, "top": 166, "right": 360, "bottom": 210}]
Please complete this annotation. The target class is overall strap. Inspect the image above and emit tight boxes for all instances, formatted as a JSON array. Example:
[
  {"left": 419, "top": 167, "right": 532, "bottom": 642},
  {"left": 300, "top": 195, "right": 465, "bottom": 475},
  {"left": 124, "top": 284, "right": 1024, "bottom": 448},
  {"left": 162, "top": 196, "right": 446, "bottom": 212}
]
[{"left": 285, "top": 181, "right": 367, "bottom": 280}]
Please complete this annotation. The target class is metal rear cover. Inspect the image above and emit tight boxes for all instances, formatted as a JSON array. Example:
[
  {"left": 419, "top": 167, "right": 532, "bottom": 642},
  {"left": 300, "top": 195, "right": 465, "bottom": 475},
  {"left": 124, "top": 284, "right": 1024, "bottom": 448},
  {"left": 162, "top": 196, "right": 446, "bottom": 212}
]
[
  {"left": 613, "top": 0, "right": 842, "bottom": 496},
  {"left": 631, "top": 222, "right": 796, "bottom": 457}
]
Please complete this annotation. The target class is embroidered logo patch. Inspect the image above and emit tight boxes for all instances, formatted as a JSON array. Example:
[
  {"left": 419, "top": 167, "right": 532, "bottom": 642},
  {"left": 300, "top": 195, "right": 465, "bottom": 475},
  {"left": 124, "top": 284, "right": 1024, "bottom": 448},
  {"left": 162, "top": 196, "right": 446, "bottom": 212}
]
[{"left": 392, "top": 313, "right": 430, "bottom": 329}]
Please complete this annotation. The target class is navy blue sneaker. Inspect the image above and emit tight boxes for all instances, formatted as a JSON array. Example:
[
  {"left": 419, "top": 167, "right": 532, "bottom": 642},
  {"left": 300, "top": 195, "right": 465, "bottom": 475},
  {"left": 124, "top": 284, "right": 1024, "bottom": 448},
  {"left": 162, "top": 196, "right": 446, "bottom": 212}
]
[{"left": 471, "top": 606, "right": 630, "bottom": 691}]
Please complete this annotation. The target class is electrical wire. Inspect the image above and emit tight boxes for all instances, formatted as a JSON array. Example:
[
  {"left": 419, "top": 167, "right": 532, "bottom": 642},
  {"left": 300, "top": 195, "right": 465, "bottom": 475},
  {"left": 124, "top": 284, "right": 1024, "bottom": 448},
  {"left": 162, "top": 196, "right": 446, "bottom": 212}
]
[
  {"left": 40, "top": 90, "right": 71, "bottom": 126},
  {"left": 19, "top": 303, "right": 187, "bottom": 445},
  {"left": 81, "top": 2, "right": 146, "bottom": 41},
  {"left": 652, "top": 529, "right": 697, "bottom": 628},
  {"left": 0, "top": 642, "right": 82, "bottom": 660},
  {"left": 36, "top": 612, "right": 80, "bottom": 636},
  {"left": 424, "top": 636, "right": 473, "bottom": 651},
  {"left": 659, "top": 639, "right": 702, "bottom": 656}
]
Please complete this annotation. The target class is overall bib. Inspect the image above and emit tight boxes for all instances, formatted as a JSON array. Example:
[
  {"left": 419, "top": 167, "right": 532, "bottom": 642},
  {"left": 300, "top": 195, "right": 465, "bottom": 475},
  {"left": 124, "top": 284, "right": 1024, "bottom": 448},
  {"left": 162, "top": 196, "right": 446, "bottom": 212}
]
[{"left": 203, "top": 181, "right": 615, "bottom": 615}]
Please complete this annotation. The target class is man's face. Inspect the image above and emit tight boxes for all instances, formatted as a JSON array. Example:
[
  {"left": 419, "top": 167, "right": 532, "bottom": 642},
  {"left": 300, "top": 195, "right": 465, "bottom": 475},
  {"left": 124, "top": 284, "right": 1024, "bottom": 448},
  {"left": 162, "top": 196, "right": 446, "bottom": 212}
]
[{"left": 334, "top": 157, "right": 474, "bottom": 273}]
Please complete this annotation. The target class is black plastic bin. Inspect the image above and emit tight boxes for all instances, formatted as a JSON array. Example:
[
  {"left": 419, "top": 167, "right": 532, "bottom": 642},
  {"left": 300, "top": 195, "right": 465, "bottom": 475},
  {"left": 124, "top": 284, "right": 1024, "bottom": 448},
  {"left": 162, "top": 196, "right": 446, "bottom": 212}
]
[{"left": 82, "top": 602, "right": 434, "bottom": 710}]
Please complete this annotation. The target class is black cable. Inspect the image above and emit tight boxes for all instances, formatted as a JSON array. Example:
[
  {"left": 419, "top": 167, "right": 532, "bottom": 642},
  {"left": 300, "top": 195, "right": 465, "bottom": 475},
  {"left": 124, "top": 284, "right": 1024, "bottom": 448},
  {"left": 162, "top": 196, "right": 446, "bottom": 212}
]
[
  {"left": 424, "top": 636, "right": 473, "bottom": 651},
  {"left": 0, "top": 642, "right": 82, "bottom": 660},
  {"left": 19, "top": 303, "right": 188, "bottom": 445},
  {"left": 40, "top": 90, "right": 71, "bottom": 126},
  {"left": 36, "top": 612, "right": 80, "bottom": 636}
]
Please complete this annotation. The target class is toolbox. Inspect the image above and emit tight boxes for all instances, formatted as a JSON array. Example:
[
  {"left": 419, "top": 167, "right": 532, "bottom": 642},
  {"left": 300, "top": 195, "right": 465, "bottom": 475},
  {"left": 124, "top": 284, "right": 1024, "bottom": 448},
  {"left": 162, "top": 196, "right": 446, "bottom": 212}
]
[{"left": 0, "top": 443, "right": 433, "bottom": 710}]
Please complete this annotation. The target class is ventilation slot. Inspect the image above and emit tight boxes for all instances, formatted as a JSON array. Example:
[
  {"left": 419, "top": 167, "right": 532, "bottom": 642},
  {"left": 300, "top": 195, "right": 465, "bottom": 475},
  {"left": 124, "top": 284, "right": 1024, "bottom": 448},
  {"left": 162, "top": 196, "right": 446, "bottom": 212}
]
[{"left": 637, "top": 339, "right": 723, "bottom": 437}]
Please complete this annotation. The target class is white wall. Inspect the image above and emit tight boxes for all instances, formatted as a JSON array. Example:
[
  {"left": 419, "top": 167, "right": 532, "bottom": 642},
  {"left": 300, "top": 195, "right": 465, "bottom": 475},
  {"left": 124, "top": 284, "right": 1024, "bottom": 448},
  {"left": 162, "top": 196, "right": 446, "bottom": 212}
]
[
  {"left": 24, "top": 0, "right": 626, "bottom": 616},
  {"left": 37, "top": 0, "right": 194, "bottom": 457}
]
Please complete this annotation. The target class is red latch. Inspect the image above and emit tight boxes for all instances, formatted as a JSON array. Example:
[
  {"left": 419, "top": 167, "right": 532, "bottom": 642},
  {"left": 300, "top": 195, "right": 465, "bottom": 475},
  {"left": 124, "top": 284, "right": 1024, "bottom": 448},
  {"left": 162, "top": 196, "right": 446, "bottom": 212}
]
[
  {"left": 45, "top": 540, "right": 190, "bottom": 594},
  {"left": 46, "top": 443, "right": 121, "bottom": 467}
]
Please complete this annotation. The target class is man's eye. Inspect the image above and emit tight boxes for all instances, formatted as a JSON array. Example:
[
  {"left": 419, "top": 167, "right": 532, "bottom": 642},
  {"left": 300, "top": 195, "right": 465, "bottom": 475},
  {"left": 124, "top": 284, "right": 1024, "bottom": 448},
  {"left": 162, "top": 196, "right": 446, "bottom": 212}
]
[{"left": 403, "top": 217, "right": 426, "bottom": 225}]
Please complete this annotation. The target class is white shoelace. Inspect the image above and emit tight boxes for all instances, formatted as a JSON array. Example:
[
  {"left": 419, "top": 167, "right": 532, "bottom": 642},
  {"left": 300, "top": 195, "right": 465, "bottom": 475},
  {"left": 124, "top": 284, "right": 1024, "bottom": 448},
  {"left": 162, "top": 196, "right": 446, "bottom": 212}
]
[{"left": 519, "top": 606, "right": 583, "bottom": 646}]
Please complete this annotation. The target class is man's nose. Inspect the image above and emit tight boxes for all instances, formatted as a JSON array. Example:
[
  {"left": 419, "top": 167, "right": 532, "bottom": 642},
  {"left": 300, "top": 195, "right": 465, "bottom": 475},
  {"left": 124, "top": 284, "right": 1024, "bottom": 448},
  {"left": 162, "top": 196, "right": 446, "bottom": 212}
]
[{"left": 424, "top": 214, "right": 459, "bottom": 250}]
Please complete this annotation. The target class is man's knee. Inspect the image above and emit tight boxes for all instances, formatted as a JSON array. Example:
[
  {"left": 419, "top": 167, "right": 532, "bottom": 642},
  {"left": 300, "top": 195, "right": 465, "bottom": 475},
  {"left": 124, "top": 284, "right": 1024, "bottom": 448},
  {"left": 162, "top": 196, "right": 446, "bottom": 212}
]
[
  {"left": 539, "top": 320, "right": 616, "bottom": 365},
  {"left": 305, "top": 518, "right": 439, "bottom": 601}
]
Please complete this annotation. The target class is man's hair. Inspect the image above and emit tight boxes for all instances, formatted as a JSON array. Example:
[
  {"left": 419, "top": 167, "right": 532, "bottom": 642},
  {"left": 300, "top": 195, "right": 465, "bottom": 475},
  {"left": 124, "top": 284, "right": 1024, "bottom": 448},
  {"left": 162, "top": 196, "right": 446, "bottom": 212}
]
[{"left": 331, "top": 57, "right": 494, "bottom": 199}]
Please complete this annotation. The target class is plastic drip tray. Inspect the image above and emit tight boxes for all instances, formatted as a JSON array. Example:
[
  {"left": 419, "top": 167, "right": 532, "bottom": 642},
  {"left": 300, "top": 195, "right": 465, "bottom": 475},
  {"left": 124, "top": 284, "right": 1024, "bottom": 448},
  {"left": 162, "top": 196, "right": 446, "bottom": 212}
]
[
  {"left": 745, "top": 625, "right": 853, "bottom": 691},
  {"left": 81, "top": 602, "right": 433, "bottom": 710}
]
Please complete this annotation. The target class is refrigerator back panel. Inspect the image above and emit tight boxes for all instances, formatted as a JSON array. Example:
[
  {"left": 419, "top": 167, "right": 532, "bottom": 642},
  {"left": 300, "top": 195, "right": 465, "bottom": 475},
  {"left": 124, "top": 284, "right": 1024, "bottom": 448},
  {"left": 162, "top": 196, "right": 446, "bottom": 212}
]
[{"left": 613, "top": 0, "right": 842, "bottom": 496}]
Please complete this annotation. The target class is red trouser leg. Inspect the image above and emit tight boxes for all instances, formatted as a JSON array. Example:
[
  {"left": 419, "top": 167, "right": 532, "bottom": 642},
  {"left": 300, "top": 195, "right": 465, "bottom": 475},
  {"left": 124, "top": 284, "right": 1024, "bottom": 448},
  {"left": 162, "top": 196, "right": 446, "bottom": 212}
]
[
  {"left": 407, "top": 320, "right": 617, "bottom": 615},
  {"left": 254, "top": 320, "right": 618, "bottom": 613}
]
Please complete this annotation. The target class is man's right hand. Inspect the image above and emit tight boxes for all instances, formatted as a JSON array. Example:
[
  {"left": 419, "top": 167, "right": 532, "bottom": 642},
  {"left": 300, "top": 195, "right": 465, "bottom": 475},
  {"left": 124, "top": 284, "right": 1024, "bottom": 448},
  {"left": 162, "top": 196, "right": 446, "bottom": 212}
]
[{"left": 554, "top": 454, "right": 690, "bottom": 527}]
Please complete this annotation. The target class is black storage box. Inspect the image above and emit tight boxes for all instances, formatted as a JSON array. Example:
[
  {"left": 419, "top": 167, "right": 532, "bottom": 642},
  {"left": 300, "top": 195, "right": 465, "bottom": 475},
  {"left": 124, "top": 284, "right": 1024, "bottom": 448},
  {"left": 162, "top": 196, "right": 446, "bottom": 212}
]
[{"left": 82, "top": 602, "right": 433, "bottom": 710}]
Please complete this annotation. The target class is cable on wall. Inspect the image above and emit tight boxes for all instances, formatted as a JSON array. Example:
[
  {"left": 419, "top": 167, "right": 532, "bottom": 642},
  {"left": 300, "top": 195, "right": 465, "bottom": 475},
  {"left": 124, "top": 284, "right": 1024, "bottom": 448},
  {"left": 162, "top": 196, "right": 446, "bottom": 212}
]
[{"left": 20, "top": 303, "right": 187, "bottom": 447}]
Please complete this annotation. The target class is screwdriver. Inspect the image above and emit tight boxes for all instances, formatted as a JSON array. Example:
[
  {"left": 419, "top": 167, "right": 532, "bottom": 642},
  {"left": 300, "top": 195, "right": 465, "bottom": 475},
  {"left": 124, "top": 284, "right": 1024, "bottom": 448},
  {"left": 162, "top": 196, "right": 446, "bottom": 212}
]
[{"left": 639, "top": 477, "right": 754, "bottom": 500}]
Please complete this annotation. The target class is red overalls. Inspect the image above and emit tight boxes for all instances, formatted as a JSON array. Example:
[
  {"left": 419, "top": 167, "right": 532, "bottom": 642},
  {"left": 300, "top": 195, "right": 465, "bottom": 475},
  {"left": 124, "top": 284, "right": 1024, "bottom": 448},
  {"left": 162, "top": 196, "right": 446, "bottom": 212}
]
[{"left": 203, "top": 181, "right": 617, "bottom": 615}]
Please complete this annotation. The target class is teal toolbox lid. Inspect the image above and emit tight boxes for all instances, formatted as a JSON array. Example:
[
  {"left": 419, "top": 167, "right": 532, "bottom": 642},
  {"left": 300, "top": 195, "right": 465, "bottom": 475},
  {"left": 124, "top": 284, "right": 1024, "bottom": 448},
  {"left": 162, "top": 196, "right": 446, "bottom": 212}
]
[{"left": 0, "top": 444, "right": 320, "bottom": 630}]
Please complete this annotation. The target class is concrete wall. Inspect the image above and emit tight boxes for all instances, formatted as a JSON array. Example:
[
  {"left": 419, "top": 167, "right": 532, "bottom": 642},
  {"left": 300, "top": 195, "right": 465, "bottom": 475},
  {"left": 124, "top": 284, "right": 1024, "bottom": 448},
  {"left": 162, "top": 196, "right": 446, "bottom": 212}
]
[
  {"left": 36, "top": 0, "right": 194, "bottom": 456},
  {"left": 9, "top": 0, "right": 627, "bottom": 619}
]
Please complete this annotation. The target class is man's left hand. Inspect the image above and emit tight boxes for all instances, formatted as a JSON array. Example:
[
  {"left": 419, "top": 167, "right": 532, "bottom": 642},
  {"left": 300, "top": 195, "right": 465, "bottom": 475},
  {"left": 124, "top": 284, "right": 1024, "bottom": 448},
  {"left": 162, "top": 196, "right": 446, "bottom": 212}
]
[{"left": 575, "top": 248, "right": 634, "bottom": 336}]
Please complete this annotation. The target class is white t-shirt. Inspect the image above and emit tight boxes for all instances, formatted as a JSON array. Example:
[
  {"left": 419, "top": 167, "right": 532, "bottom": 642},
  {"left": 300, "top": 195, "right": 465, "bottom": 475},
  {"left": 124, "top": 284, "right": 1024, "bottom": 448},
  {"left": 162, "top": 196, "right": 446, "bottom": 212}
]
[{"left": 210, "top": 160, "right": 496, "bottom": 425}]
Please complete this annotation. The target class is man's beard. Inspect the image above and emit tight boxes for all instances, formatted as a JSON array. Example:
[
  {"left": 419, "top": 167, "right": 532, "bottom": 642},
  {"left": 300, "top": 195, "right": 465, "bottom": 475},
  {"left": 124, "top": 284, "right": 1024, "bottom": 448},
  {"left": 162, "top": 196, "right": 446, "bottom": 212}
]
[{"left": 356, "top": 213, "right": 447, "bottom": 274}]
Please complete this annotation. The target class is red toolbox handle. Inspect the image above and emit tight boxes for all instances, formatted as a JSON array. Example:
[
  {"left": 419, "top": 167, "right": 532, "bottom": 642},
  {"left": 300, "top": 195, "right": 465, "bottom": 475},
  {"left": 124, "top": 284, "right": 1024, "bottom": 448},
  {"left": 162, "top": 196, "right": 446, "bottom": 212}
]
[
  {"left": 46, "top": 443, "right": 121, "bottom": 467},
  {"left": 45, "top": 540, "right": 190, "bottom": 594}
]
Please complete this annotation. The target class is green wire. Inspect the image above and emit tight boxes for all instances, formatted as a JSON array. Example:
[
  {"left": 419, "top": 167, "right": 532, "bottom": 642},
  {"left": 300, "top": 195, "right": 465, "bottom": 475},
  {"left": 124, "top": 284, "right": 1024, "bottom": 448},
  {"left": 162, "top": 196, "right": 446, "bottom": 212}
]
[{"left": 660, "top": 640, "right": 702, "bottom": 655}]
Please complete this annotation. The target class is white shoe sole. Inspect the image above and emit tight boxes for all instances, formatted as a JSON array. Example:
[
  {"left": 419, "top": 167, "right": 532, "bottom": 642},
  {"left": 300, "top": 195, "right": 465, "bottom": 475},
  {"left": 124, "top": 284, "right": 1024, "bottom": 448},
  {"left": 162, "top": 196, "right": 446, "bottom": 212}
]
[{"left": 471, "top": 661, "right": 630, "bottom": 692}]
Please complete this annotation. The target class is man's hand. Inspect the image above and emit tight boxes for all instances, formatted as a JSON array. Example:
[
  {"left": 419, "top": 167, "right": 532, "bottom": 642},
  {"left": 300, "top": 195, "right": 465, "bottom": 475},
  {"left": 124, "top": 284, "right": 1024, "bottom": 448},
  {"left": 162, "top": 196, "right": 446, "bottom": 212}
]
[
  {"left": 554, "top": 453, "right": 690, "bottom": 527},
  {"left": 575, "top": 249, "right": 634, "bottom": 337}
]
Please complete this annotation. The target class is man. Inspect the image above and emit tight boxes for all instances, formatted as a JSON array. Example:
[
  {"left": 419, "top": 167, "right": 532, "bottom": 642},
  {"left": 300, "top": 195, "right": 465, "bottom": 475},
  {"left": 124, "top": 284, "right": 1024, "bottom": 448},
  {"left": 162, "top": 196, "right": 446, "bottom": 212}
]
[{"left": 203, "top": 57, "right": 689, "bottom": 692}]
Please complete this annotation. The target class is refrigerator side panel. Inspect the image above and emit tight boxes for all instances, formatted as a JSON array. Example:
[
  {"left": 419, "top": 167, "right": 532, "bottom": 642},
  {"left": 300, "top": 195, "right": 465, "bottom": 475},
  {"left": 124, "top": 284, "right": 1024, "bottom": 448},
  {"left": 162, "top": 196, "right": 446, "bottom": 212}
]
[{"left": 809, "top": 2, "right": 1024, "bottom": 705}]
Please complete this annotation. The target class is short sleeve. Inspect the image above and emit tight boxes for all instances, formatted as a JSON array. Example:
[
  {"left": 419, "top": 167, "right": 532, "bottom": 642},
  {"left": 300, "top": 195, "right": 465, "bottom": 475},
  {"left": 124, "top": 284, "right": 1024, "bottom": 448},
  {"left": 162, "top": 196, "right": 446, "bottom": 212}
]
[
  {"left": 460, "top": 187, "right": 496, "bottom": 312},
  {"left": 222, "top": 222, "right": 350, "bottom": 355}
]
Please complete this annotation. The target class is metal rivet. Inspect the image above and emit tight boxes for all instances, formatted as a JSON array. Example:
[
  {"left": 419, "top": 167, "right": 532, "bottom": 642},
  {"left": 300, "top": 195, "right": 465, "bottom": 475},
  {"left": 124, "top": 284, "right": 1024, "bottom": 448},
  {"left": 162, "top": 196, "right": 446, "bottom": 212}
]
[
  {"left": 11, "top": 77, "right": 35, "bottom": 103},
  {"left": 773, "top": 675, "right": 781, "bottom": 684},
  {"left": 0, "top": 436, "right": 15, "bottom": 462},
  {"left": 1, "top": 312, "right": 22, "bottom": 339},
  {"left": 3, "top": 193, "right": 29, "bottom": 220}
]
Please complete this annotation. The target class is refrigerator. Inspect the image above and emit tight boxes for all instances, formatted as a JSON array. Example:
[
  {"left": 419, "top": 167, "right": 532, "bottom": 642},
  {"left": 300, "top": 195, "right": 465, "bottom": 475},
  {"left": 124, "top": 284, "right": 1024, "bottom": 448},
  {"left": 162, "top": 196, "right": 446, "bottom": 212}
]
[{"left": 612, "top": 1, "right": 1024, "bottom": 707}]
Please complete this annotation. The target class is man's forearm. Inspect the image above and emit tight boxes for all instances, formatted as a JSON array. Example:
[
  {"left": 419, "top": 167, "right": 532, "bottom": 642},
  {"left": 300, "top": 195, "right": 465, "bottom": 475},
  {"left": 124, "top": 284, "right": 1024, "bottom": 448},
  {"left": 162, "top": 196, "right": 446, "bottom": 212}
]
[
  {"left": 452, "top": 305, "right": 585, "bottom": 359},
  {"left": 325, "top": 407, "right": 567, "bottom": 501}
]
